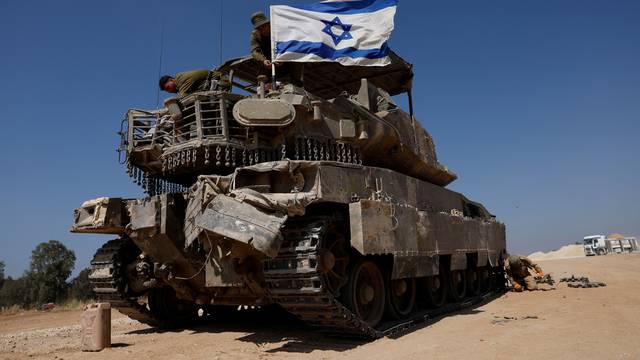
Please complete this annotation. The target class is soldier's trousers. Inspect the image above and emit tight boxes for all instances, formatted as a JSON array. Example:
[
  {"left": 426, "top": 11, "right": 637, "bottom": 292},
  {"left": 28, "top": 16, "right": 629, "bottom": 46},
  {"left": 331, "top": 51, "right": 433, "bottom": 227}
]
[{"left": 516, "top": 275, "right": 538, "bottom": 290}]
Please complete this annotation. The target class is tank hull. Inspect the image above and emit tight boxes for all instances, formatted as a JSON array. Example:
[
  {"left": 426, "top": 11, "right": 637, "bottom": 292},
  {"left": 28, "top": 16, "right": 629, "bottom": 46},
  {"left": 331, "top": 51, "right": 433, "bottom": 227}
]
[{"left": 74, "top": 161, "right": 505, "bottom": 336}]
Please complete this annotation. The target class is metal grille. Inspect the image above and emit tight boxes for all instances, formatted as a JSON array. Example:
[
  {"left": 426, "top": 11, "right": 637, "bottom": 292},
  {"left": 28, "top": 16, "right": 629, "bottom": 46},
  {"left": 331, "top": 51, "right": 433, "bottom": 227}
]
[
  {"left": 127, "top": 110, "right": 171, "bottom": 149},
  {"left": 129, "top": 111, "right": 157, "bottom": 148},
  {"left": 199, "top": 97, "right": 225, "bottom": 138},
  {"left": 127, "top": 94, "right": 242, "bottom": 151}
]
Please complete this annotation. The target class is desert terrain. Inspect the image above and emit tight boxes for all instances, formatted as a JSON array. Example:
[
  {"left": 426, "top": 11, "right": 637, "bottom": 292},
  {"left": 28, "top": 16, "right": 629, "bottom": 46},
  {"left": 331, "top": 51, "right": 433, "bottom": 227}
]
[{"left": 1, "top": 253, "right": 639, "bottom": 360}]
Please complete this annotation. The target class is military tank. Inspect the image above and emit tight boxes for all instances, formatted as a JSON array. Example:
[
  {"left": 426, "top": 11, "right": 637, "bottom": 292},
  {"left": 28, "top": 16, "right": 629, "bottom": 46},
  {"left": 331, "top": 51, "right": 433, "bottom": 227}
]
[{"left": 71, "top": 52, "right": 506, "bottom": 337}]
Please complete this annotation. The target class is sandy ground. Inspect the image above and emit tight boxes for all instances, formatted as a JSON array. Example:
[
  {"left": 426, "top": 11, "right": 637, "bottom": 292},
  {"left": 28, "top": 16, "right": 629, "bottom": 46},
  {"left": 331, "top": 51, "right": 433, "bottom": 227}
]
[{"left": 1, "top": 254, "right": 639, "bottom": 360}]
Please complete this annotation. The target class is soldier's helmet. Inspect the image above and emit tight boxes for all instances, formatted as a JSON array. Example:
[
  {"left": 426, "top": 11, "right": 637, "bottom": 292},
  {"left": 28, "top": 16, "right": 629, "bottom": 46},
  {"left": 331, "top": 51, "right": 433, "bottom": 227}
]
[
  {"left": 508, "top": 255, "right": 521, "bottom": 265},
  {"left": 251, "top": 11, "right": 270, "bottom": 29}
]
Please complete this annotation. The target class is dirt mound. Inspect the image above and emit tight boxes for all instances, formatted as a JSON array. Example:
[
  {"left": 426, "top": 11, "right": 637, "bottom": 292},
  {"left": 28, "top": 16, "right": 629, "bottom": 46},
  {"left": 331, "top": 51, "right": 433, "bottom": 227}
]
[{"left": 528, "top": 244, "right": 585, "bottom": 261}]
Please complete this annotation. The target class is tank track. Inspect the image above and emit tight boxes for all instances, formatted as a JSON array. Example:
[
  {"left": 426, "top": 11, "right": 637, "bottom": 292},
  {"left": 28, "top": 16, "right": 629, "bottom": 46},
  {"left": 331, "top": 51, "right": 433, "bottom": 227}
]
[
  {"left": 89, "top": 238, "right": 160, "bottom": 327},
  {"left": 264, "top": 217, "right": 501, "bottom": 338}
]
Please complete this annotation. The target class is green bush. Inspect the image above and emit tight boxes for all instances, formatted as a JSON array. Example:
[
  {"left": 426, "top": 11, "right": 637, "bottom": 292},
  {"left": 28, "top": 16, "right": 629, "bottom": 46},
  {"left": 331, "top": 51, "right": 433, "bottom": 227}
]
[
  {"left": 0, "top": 277, "right": 28, "bottom": 308},
  {"left": 0, "top": 241, "right": 80, "bottom": 309},
  {"left": 0, "top": 261, "right": 4, "bottom": 289},
  {"left": 69, "top": 268, "right": 94, "bottom": 301}
]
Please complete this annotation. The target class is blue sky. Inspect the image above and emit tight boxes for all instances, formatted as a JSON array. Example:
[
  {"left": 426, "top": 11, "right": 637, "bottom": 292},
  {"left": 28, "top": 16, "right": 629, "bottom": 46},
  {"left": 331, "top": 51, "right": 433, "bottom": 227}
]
[{"left": 1, "top": 0, "right": 638, "bottom": 277}]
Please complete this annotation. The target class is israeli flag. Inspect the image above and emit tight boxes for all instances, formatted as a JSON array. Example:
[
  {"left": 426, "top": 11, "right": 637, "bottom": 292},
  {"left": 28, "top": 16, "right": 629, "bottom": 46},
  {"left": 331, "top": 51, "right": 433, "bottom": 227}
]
[{"left": 270, "top": 0, "right": 398, "bottom": 66}]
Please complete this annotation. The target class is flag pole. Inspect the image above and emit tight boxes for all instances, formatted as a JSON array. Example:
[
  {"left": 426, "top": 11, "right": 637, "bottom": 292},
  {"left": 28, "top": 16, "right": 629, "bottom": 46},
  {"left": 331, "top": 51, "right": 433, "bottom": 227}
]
[{"left": 270, "top": 5, "right": 276, "bottom": 91}]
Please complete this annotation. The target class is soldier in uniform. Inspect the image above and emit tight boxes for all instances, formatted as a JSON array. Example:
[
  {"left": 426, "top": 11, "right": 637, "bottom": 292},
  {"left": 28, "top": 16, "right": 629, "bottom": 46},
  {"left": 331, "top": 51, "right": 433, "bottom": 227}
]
[
  {"left": 504, "top": 254, "right": 544, "bottom": 291},
  {"left": 159, "top": 69, "right": 229, "bottom": 97},
  {"left": 250, "top": 12, "right": 272, "bottom": 69},
  {"left": 250, "top": 11, "right": 303, "bottom": 87}
]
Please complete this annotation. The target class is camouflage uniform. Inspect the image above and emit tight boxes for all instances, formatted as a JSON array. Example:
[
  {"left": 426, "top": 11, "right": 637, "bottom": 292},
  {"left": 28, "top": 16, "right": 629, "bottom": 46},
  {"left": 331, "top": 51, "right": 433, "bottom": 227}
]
[
  {"left": 504, "top": 255, "right": 542, "bottom": 291},
  {"left": 249, "top": 11, "right": 303, "bottom": 87},
  {"left": 175, "top": 69, "right": 229, "bottom": 97},
  {"left": 250, "top": 29, "right": 271, "bottom": 63}
]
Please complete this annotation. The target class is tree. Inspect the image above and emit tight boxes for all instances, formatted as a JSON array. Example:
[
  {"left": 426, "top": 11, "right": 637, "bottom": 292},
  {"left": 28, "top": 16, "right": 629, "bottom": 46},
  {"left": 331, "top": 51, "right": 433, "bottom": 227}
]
[
  {"left": 0, "top": 261, "right": 5, "bottom": 289},
  {"left": 69, "top": 268, "right": 94, "bottom": 301},
  {"left": 0, "top": 277, "right": 28, "bottom": 308},
  {"left": 25, "top": 240, "right": 76, "bottom": 305}
]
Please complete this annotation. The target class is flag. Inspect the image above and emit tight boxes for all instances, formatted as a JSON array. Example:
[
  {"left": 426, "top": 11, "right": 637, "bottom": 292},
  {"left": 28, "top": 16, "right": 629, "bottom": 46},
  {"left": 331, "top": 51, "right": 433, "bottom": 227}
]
[{"left": 270, "top": 0, "right": 398, "bottom": 66}]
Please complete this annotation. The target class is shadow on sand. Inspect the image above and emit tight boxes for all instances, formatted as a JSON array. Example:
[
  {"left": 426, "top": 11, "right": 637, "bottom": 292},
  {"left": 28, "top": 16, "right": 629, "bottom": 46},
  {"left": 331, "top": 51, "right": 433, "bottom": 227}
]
[
  {"left": 109, "top": 342, "right": 131, "bottom": 348},
  {"left": 124, "top": 295, "right": 501, "bottom": 353}
]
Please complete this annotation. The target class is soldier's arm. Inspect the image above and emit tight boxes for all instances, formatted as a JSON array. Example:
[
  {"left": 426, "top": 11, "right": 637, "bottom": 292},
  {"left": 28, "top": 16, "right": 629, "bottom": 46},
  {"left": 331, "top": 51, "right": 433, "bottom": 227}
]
[
  {"left": 212, "top": 70, "right": 231, "bottom": 90},
  {"left": 251, "top": 32, "right": 267, "bottom": 63},
  {"left": 504, "top": 261, "right": 517, "bottom": 285}
]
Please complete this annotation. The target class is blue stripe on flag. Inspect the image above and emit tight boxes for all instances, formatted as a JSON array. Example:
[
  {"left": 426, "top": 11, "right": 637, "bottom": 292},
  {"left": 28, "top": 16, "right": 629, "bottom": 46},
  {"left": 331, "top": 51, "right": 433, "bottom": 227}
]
[
  {"left": 276, "top": 40, "right": 390, "bottom": 60},
  {"left": 290, "top": 0, "right": 398, "bottom": 15}
]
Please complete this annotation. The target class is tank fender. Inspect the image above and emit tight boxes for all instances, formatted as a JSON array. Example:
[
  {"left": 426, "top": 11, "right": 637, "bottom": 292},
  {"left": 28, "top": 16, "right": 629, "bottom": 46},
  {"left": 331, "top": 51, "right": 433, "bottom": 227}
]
[
  {"left": 349, "top": 199, "right": 419, "bottom": 256},
  {"left": 349, "top": 200, "right": 441, "bottom": 279},
  {"left": 196, "top": 195, "right": 287, "bottom": 258},
  {"left": 477, "top": 250, "right": 489, "bottom": 267},
  {"left": 71, "top": 197, "right": 127, "bottom": 234},
  {"left": 450, "top": 253, "right": 467, "bottom": 271},
  {"left": 128, "top": 197, "right": 158, "bottom": 231},
  {"left": 391, "top": 254, "right": 439, "bottom": 279},
  {"left": 488, "top": 250, "right": 503, "bottom": 267}
]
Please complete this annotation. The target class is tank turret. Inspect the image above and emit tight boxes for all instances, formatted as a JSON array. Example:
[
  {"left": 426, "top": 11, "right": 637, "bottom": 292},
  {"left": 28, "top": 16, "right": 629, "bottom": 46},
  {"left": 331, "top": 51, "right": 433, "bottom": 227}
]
[{"left": 121, "top": 52, "right": 455, "bottom": 195}]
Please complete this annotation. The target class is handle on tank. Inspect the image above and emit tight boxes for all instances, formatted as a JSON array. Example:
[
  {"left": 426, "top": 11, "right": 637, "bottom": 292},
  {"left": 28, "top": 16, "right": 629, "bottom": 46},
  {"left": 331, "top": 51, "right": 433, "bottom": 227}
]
[
  {"left": 117, "top": 117, "right": 129, "bottom": 164},
  {"left": 257, "top": 75, "right": 268, "bottom": 99}
]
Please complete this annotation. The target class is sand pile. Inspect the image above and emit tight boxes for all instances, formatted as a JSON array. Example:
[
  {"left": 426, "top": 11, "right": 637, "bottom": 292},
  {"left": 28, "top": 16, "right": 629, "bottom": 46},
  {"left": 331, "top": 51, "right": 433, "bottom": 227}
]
[{"left": 528, "top": 244, "right": 585, "bottom": 261}]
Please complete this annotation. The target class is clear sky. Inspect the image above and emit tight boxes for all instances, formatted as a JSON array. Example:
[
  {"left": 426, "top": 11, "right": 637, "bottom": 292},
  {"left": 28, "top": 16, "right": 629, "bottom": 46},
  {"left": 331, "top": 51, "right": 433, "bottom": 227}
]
[{"left": 1, "top": 0, "right": 638, "bottom": 277}]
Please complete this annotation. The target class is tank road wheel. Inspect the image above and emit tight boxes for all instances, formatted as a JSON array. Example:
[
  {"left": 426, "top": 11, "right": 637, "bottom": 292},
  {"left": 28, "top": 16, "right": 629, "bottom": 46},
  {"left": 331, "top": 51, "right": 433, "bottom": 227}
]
[
  {"left": 148, "top": 286, "right": 199, "bottom": 328},
  {"left": 466, "top": 267, "right": 481, "bottom": 297},
  {"left": 343, "top": 259, "right": 386, "bottom": 327},
  {"left": 319, "top": 232, "right": 350, "bottom": 297},
  {"left": 477, "top": 266, "right": 491, "bottom": 294},
  {"left": 419, "top": 273, "right": 448, "bottom": 308},
  {"left": 448, "top": 270, "right": 467, "bottom": 302},
  {"left": 385, "top": 276, "right": 416, "bottom": 319}
]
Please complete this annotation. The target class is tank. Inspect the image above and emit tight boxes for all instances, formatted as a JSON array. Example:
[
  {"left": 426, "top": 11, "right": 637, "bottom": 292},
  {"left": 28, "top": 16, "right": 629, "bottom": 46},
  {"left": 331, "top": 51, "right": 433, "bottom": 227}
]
[{"left": 71, "top": 51, "right": 506, "bottom": 338}]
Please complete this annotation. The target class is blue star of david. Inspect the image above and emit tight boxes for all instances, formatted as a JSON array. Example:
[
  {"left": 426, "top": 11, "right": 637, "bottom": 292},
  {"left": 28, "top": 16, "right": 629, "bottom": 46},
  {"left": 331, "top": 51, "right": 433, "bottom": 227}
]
[{"left": 321, "top": 16, "right": 353, "bottom": 46}]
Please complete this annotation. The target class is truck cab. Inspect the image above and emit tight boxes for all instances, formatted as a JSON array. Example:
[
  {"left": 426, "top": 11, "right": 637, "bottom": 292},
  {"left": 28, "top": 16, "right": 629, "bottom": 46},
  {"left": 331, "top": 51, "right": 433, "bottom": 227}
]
[{"left": 583, "top": 235, "right": 607, "bottom": 256}]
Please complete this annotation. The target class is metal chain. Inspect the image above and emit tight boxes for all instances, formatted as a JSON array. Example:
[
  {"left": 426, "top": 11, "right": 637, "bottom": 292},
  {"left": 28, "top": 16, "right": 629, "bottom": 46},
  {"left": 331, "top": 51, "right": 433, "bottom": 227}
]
[{"left": 232, "top": 147, "right": 237, "bottom": 167}]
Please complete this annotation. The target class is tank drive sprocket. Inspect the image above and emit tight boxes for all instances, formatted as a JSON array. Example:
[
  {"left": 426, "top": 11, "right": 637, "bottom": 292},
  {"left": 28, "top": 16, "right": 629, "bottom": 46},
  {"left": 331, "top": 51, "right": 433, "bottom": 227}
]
[
  {"left": 89, "top": 238, "right": 161, "bottom": 326},
  {"left": 89, "top": 238, "right": 199, "bottom": 327},
  {"left": 264, "top": 215, "right": 382, "bottom": 337}
]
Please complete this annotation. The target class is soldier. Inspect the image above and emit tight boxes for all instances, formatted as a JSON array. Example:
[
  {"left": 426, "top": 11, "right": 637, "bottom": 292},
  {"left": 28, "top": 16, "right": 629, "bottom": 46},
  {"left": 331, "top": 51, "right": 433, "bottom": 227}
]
[
  {"left": 250, "top": 11, "right": 303, "bottom": 87},
  {"left": 159, "top": 69, "right": 229, "bottom": 97},
  {"left": 250, "top": 11, "right": 272, "bottom": 69},
  {"left": 504, "top": 254, "right": 544, "bottom": 291}
]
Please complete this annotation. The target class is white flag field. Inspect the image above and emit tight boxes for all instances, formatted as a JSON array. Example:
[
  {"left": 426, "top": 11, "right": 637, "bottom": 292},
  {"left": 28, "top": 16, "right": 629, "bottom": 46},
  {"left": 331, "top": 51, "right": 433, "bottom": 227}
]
[{"left": 270, "top": 0, "right": 398, "bottom": 66}]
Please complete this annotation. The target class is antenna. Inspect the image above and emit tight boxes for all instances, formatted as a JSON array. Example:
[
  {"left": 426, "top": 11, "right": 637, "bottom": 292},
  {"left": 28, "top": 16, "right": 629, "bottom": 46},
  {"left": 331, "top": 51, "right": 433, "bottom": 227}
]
[
  {"left": 155, "top": 18, "right": 165, "bottom": 108},
  {"left": 219, "top": 0, "right": 224, "bottom": 64}
]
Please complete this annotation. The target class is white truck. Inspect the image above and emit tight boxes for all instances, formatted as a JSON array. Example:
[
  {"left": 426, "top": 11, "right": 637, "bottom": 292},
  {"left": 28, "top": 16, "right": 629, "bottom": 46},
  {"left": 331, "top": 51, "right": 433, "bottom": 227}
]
[
  {"left": 583, "top": 234, "right": 639, "bottom": 256},
  {"left": 583, "top": 235, "right": 607, "bottom": 256}
]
